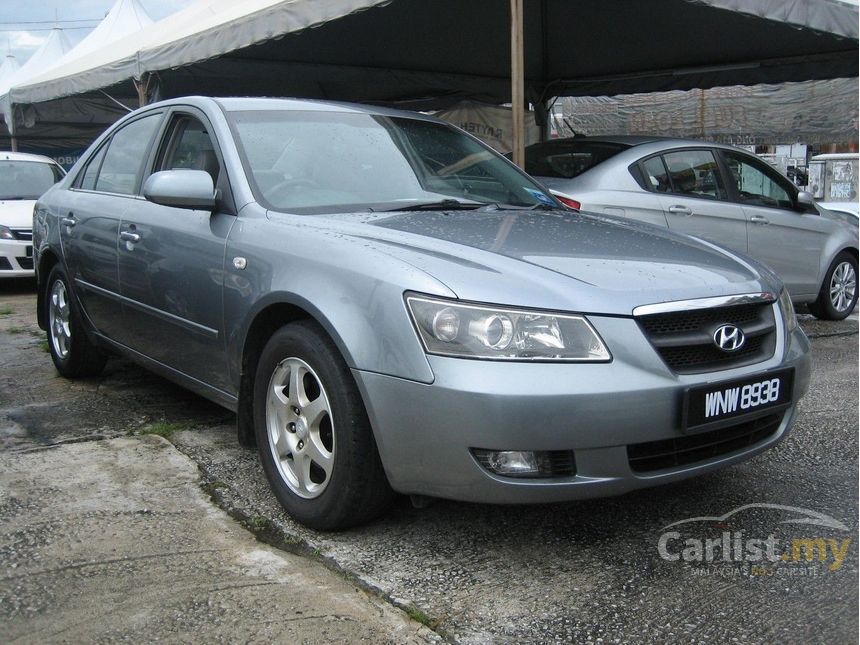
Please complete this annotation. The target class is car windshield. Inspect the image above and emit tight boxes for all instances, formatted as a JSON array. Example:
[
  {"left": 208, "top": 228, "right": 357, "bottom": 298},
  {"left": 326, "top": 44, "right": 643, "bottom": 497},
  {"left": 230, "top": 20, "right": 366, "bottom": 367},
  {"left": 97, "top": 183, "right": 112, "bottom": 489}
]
[
  {"left": 524, "top": 141, "right": 629, "bottom": 179},
  {"left": 228, "top": 110, "right": 558, "bottom": 213},
  {"left": 0, "top": 160, "right": 63, "bottom": 200}
]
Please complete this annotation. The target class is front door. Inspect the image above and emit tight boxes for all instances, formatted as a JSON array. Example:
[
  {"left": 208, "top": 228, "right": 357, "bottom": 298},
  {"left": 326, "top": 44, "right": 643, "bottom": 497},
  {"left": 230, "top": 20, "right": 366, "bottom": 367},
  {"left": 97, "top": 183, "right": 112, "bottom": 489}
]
[
  {"left": 117, "top": 111, "right": 234, "bottom": 390},
  {"left": 720, "top": 151, "right": 824, "bottom": 297}
]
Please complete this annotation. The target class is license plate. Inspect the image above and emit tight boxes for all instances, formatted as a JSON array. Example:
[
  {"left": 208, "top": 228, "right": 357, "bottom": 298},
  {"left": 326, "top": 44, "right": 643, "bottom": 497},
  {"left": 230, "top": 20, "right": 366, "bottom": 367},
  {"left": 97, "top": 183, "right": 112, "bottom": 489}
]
[
  {"left": 684, "top": 368, "right": 794, "bottom": 431},
  {"left": 25, "top": 245, "right": 33, "bottom": 257}
]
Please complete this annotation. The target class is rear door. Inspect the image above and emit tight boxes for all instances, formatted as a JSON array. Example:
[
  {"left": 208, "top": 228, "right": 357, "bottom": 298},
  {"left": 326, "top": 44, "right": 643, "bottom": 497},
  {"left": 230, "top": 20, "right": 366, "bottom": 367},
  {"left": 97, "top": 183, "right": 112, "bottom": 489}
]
[
  {"left": 648, "top": 148, "right": 749, "bottom": 254},
  {"left": 117, "top": 108, "right": 234, "bottom": 390},
  {"left": 719, "top": 150, "right": 825, "bottom": 296},
  {"left": 60, "top": 112, "right": 163, "bottom": 344}
]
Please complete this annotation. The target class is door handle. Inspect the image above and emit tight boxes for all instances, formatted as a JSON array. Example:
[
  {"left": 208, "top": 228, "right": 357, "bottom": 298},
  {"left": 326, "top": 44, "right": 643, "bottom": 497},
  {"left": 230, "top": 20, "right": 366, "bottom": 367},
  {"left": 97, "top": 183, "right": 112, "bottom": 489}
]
[
  {"left": 60, "top": 215, "right": 76, "bottom": 227},
  {"left": 750, "top": 215, "right": 770, "bottom": 225},
  {"left": 120, "top": 231, "right": 141, "bottom": 243},
  {"left": 667, "top": 205, "right": 692, "bottom": 216}
]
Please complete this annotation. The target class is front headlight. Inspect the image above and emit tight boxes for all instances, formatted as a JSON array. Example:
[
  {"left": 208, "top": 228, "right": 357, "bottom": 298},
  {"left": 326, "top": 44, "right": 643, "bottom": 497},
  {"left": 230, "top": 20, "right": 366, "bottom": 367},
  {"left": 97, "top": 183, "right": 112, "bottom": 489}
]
[
  {"left": 778, "top": 288, "right": 797, "bottom": 332},
  {"left": 406, "top": 295, "right": 611, "bottom": 361},
  {"left": 0, "top": 225, "right": 14, "bottom": 240}
]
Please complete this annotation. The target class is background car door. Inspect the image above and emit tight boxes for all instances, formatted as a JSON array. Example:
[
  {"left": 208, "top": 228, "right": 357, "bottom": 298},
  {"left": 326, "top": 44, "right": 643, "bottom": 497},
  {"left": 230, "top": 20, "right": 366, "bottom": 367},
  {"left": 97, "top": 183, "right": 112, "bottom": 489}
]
[
  {"left": 651, "top": 149, "right": 749, "bottom": 254},
  {"left": 117, "top": 111, "right": 235, "bottom": 390},
  {"left": 60, "top": 113, "right": 162, "bottom": 344},
  {"left": 720, "top": 151, "right": 824, "bottom": 297}
]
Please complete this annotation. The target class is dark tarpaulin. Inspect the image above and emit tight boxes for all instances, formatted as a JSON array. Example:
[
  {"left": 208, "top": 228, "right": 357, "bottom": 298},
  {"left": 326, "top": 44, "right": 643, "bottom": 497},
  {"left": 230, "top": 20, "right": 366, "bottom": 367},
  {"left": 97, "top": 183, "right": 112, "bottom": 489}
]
[{"left": 4, "top": 0, "right": 857, "bottom": 155}]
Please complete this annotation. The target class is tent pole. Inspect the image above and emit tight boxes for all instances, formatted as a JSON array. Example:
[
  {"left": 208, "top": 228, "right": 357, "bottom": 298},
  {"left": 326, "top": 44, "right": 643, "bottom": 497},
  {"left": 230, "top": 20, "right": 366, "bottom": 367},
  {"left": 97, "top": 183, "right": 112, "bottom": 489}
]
[
  {"left": 135, "top": 73, "right": 150, "bottom": 107},
  {"left": 8, "top": 106, "right": 18, "bottom": 152},
  {"left": 510, "top": 0, "right": 525, "bottom": 168}
]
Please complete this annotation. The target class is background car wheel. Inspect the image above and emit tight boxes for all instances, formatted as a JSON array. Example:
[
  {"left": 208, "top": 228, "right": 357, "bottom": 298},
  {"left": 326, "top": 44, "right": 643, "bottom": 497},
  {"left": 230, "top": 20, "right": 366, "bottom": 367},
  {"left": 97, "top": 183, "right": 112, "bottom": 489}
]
[
  {"left": 252, "top": 320, "right": 393, "bottom": 530},
  {"left": 808, "top": 251, "right": 858, "bottom": 320},
  {"left": 44, "top": 265, "right": 107, "bottom": 378}
]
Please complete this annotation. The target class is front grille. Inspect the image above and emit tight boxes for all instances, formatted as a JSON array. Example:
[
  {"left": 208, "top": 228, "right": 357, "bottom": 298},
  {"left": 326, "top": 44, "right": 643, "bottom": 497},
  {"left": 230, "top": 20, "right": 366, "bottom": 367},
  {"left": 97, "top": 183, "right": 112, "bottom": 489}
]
[
  {"left": 11, "top": 228, "right": 32, "bottom": 241},
  {"left": 16, "top": 257, "right": 33, "bottom": 270},
  {"left": 627, "top": 413, "right": 783, "bottom": 473},
  {"left": 637, "top": 301, "right": 776, "bottom": 373}
]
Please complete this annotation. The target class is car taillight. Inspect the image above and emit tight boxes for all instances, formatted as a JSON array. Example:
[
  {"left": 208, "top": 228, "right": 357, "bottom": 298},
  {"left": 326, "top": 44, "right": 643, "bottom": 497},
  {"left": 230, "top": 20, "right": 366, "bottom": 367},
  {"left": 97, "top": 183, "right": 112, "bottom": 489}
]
[{"left": 555, "top": 195, "right": 581, "bottom": 210}]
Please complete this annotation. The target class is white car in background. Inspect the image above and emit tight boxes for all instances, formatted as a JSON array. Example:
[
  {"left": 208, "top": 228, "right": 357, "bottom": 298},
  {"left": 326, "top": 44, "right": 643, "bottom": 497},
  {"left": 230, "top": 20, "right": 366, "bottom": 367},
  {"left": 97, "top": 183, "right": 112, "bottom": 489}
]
[{"left": 0, "top": 152, "right": 65, "bottom": 278}]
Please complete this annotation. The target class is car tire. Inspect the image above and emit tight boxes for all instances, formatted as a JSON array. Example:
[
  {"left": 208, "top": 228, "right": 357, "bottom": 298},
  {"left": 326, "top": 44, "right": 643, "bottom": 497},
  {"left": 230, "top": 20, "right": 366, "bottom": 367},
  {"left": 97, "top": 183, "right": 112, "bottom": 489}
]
[
  {"left": 807, "top": 251, "right": 858, "bottom": 321},
  {"left": 252, "top": 320, "right": 393, "bottom": 530},
  {"left": 44, "top": 265, "right": 107, "bottom": 378}
]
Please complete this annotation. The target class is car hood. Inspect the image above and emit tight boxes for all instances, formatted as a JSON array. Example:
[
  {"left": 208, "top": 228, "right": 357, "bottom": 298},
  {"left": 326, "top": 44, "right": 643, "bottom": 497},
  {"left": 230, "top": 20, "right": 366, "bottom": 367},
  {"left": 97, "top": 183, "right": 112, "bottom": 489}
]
[
  {"left": 0, "top": 199, "right": 36, "bottom": 228},
  {"left": 300, "top": 208, "right": 778, "bottom": 316}
]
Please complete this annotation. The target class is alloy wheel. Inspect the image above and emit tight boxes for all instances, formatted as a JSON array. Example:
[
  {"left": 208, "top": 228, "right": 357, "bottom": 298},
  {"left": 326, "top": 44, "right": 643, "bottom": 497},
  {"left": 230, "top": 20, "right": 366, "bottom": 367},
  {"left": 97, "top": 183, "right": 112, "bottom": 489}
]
[
  {"left": 49, "top": 279, "right": 71, "bottom": 359},
  {"left": 265, "top": 357, "right": 335, "bottom": 499},
  {"left": 829, "top": 261, "right": 857, "bottom": 313}
]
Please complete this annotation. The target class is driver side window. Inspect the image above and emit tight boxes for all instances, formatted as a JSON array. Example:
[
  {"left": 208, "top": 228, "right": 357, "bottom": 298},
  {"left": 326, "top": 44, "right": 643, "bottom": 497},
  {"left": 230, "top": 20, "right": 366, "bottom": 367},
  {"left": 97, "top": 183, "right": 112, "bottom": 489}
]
[
  {"left": 723, "top": 152, "right": 794, "bottom": 209},
  {"left": 158, "top": 115, "right": 220, "bottom": 184}
]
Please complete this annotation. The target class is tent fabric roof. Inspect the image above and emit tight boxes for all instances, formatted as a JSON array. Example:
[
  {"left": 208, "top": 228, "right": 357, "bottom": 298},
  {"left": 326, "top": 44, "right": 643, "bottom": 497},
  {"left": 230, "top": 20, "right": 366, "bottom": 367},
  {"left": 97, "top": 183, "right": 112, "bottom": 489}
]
[
  {"left": 1, "top": 28, "right": 72, "bottom": 100},
  {"left": 0, "top": 55, "right": 21, "bottom": 89},
  {"left": 60, "top": 0, "right": 154, "bottom": 64},
  {"left": 6, "top": 0, "right": 859, "bottom": 108}
]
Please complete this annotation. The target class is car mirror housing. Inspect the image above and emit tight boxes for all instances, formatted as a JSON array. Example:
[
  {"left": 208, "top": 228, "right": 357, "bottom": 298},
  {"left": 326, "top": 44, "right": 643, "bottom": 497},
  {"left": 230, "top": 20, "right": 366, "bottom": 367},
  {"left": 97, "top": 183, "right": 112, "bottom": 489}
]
[
  {"left": 796, "top": 190, "right": 818, "bottom": 214},
  {"left": 143, "top": 170, "right": 216, "bottom": 210}
]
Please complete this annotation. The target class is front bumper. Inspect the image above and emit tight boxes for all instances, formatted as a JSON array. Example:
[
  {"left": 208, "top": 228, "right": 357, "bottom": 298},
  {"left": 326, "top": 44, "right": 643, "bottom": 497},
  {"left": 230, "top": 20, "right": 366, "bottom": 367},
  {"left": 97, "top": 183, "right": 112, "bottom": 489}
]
[
  {"left": 353, "top": 315, "right": 811, "bottom": 503},
  {"left": 0, "top": 239, "right": 34, "bottom": 277}
]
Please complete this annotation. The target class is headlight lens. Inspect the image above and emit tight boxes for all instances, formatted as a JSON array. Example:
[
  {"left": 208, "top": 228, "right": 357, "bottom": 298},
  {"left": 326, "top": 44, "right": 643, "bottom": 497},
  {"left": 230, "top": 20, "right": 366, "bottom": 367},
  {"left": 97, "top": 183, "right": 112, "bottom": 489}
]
[
  {"left": 778, "top": 288, "right": 797, "bottom": 332},
  {"left": 406, "top": 295, "right": 611, "bottom": 361},
  {"left": 0, "top": 225, "right": 14, "bottom": 240}
]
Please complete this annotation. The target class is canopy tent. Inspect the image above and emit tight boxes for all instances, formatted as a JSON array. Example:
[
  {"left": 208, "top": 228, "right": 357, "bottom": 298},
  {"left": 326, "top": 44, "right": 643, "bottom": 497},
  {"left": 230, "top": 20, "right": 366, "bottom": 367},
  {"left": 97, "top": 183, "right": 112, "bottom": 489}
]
[
  {"left": 0, "top": 28, "right": 72, "bottom": 102},
  {"left": 58, "top": 0, "right": 154, "bottom": 65},
  {"left": 0, "top": 0, "right": 154, "bottom": 156},
  {"left": 0, "top": 55, "right": 20, "bottom": 89},
  {"left": 3, "top": 0, "right": 858, "bottom": 159}
]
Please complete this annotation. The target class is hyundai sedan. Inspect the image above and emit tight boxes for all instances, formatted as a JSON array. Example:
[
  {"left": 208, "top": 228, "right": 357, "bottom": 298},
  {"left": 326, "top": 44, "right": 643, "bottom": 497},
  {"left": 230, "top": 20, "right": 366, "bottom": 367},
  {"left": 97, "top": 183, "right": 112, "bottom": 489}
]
[{"left": 34, "top": 98, "right": 810, "bottom": 529}]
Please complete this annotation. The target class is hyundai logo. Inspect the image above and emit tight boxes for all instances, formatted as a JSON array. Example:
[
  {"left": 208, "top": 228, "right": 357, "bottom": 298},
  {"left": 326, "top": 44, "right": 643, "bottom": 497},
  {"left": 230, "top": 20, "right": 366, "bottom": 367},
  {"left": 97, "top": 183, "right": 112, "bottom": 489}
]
[{"left": 713, "top": 324, "right": 745, "bottom": 352}]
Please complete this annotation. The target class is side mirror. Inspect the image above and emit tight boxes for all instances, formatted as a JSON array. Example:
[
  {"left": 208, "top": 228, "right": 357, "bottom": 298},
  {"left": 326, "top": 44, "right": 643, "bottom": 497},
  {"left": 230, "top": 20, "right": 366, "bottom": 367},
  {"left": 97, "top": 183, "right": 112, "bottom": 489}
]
[
  {"left": 143, "top": 170, "right": 215, "bottom": 210},
  {"left": 796, "top": 191, "right": 818, "bottom": 214}
]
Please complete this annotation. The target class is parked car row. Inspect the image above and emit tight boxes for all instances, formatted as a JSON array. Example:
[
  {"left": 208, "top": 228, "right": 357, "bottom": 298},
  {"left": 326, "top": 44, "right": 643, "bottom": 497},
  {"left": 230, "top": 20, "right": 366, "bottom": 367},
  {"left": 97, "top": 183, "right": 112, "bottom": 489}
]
[{"left": 29, "top": 97, "right": 817, "bottom": 530}]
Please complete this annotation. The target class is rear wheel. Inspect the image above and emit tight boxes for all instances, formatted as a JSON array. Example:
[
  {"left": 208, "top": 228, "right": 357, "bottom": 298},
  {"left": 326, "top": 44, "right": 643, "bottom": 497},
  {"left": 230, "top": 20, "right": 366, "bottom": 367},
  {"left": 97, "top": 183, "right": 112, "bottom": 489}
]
[
  {"left": 808, "top": 251, "right": 857, "bottom": 320},
  {"left": 252, "top": 321, "right": 393, "bottom": 530},
  {"left": 45, "top": 265, "right": 107, "bottom": 378}
]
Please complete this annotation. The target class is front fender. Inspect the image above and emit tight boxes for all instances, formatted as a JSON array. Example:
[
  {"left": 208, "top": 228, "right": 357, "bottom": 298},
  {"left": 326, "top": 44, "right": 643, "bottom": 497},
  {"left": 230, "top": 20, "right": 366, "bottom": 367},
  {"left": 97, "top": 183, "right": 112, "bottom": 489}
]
[{"left": 224, "top": 211, "right": 454, "bottom": 389}]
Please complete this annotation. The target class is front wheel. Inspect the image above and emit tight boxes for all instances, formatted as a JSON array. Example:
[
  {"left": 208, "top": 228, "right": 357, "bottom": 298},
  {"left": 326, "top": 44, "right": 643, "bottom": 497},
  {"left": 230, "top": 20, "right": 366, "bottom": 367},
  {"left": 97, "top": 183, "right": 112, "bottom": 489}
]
[
  {"left": 44, "top": 265, "right": 107, "bottom": 378},
  {"left": 252, "top": 321, "right": 393, "bottom": 530},
  {"left": 808, "top": 251, "right": 858, "bottom": 320}
]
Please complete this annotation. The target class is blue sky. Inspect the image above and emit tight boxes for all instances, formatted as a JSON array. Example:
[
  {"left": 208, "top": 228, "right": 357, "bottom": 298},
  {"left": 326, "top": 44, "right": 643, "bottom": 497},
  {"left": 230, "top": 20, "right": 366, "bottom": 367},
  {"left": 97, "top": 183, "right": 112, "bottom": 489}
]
[{"left": 0, "top": 0, "right": 195, "bottom": 63}]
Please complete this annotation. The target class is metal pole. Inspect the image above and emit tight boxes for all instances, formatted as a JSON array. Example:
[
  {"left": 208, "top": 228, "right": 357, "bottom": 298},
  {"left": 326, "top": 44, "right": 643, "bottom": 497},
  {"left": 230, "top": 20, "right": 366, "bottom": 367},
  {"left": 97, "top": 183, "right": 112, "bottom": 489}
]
[{"left": 510, "top": 0, "right": 525, "bottom": 168}]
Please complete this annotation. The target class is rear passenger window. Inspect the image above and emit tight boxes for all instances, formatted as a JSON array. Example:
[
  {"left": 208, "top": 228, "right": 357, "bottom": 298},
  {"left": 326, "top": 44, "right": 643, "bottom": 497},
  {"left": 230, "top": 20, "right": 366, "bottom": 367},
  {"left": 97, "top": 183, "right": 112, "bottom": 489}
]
[
  {"left": 94, "top": 113, "right": 161, "bottom": 195},
  {"left": 640, "top": 156, "right": 671, "bottom": 193},
  {"left": 663, "top": 150, "right": 726, "bottom": 200},
  {"left": 78, "top": 144, "right": 107, "bottom": 191}
]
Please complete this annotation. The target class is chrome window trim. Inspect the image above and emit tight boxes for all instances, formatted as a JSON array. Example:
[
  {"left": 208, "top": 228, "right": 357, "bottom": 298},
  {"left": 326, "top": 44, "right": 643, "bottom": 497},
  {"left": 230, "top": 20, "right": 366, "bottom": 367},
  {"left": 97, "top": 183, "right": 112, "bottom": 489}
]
[{"left": 632, "top": 292, "right": 776, "bottom": 317}]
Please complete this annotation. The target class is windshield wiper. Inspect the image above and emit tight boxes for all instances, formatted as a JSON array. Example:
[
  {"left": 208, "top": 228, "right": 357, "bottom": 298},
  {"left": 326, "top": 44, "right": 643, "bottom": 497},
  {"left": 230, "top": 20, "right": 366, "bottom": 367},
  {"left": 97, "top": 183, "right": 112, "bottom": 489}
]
[{"left": 380, "top": 199, "right": 484, "bottom": 212}]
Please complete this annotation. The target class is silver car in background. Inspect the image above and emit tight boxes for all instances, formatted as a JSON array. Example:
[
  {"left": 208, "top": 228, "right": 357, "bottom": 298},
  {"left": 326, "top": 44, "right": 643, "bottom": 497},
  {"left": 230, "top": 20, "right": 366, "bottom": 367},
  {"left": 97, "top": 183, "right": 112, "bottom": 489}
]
[
  {"left": 34, "top": 98, "right": 810, "bottom": 530},
  {"left": 524, "top": 136, "right": 858, "bottom": 320}
]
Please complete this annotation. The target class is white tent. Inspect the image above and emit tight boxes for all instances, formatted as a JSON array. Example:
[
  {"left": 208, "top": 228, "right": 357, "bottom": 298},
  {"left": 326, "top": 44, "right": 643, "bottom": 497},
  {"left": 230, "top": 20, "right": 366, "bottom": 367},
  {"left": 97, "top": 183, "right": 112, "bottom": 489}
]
[
  {"left": 59, "top": 0, "right": 154, "bottom": 65},
  {"left": 0, "top": 55, "right": 20, "bottom": 90},
  {"left": 0, "top": 28, "right": 72, "bottom": 103}
]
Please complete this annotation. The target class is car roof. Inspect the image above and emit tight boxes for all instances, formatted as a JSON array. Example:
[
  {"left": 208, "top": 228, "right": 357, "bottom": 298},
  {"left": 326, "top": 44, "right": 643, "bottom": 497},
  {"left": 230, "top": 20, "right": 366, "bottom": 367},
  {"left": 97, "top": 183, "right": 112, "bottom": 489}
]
[
  {"left": 532, "top": 135, "right": 752, "bottom": 152},
  {"left": 142, "top": 95, "right": 443, "bottom": 124},
  {"left": 0, "top": 151, "right": 60, "bottom": 164}
]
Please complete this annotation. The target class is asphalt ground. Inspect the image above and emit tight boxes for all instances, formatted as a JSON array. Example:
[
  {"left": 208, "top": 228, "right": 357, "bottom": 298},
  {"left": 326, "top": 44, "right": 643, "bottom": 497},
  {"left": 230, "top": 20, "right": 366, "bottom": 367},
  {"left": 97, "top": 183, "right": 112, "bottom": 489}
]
[{"left": 1, "top": 279, "right": 857, "bottom": 643}]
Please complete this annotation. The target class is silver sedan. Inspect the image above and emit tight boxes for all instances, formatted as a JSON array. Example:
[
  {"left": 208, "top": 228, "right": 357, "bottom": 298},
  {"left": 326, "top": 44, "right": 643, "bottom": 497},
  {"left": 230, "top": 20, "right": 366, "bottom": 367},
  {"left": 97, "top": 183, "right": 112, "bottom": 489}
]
[
  {"left": 34, "top": 99, "right": 810, "bottom": 529},
  {"left": 524, "top": 136, "right": 858, "bottom": 320}
]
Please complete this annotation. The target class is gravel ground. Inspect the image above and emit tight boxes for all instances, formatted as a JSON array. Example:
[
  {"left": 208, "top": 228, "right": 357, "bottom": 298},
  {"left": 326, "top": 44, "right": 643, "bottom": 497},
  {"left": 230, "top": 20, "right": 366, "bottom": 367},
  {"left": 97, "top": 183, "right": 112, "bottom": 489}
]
[{"left": 1, "top": 281, "right": 857, "bottom": 643}]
